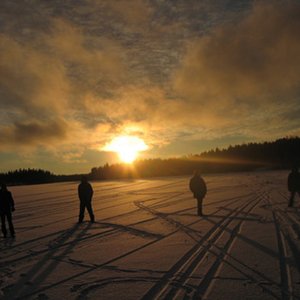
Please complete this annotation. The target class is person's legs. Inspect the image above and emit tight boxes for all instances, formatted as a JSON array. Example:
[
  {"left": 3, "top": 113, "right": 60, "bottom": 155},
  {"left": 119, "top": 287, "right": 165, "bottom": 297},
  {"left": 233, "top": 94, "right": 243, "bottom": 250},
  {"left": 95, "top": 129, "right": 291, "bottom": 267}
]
[
  {"left": 197, "top": 198, "right": 203, "bottom": 216},
  {"left": 6, "top": 212, "right": 15, "bottom": 237},
  {"left": 288, "top": 191, "right": 295, "bottom": 207},
  {"left": 1, "top": 214, "right": 7, "bottom": 237},
  {"left": 78, "top": 202, "right": 85, "bottom": 223},
  {"left": 86, "top": 202, "right": 95, "bottom": 222}
]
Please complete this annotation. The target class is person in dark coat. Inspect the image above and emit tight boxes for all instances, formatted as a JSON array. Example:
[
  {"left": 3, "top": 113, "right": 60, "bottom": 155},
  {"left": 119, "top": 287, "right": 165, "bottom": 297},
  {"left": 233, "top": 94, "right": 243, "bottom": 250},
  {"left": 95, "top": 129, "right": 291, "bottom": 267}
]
[
  {"left": 78, "top": 176, "right": 95, "bottom": 223},
  {"left": 189, "top": 170, "right": 207, "bottom": 216},
  {"left": 288, "top": 166, "right": 300, "bottom": 207},
  {"left": 0, "top": 183, "right": 15, "bottom": 238}
]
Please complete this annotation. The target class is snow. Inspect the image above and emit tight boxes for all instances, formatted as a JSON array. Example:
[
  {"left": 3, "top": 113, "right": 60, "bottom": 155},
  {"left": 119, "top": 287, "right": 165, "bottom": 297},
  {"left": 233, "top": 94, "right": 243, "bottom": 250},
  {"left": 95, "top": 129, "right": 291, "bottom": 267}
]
[{"left": 1, "top": 170, "right": 300, "bottom": 299}]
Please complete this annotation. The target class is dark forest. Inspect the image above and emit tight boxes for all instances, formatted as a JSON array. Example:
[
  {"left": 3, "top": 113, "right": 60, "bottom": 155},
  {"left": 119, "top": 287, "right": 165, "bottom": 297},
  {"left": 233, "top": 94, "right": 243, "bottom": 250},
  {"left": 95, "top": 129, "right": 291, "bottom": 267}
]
[{"left": 1, "top": 137, "right": 299, "bottom": 185}]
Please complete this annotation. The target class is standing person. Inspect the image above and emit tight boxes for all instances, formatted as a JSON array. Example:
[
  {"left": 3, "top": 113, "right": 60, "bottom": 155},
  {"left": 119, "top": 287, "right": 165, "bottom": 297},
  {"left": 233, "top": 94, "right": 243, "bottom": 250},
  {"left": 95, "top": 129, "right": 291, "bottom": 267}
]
[
  {"left": 78, "top": 176, "right": 95, "bottom": 223},
  {"left": 0, "top": 183, "right": 15, "bottom": 238},
  {"left": 288, "top": 166, "right": 300, "bottom": 207},
  {"left": 189, "top": 170, "right": 207, "bottom": 216}
]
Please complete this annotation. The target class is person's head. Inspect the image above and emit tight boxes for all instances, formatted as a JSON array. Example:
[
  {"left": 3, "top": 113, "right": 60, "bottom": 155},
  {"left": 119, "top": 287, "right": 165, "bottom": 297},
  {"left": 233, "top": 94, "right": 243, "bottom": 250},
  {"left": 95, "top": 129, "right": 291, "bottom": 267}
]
[
  {"left": 1, "top": 183, "right": 7, "bottom": 191},
  {"left": 193, "top": 170, "right": 201, "bottom": 177},
  {"left": 81, "top": 176, "right": 88, "bottom": 183}
]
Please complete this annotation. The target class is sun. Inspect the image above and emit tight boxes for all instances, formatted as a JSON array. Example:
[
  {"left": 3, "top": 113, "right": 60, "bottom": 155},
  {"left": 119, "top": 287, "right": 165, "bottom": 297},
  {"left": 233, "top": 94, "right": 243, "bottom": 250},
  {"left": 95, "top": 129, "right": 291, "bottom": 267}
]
[{"left": 104, "top": 136, "right": 148, "bottom": 163}]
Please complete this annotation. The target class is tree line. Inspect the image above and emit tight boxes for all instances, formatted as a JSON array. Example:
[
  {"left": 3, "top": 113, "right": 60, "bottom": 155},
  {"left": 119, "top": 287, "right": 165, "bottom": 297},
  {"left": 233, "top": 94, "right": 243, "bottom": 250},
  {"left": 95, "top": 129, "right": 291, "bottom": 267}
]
[
  {"left": 1, "top": 137, "right": 299, "bottom": 185},
  {"left": 0, "top": 169, "right": 81, "bottom": 185},
  {"left": 90, "top": 137, "right": 300, "bottom": 180}
]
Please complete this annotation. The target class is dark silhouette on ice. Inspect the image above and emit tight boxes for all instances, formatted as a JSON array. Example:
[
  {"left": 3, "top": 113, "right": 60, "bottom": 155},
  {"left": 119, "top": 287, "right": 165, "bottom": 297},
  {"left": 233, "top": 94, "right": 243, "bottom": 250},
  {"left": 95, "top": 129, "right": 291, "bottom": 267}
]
[
  {"left": 0, "top": 183, "right": 15, "bottom": 238},
  {"left": 288, "top": 165, "right": 300, "bottom": 207},
  {"left": 189, "top": 170, "right": 207, "bottom": 216},
  {"left": 78, "top": 176, "right": 95, "bottom": 223}
]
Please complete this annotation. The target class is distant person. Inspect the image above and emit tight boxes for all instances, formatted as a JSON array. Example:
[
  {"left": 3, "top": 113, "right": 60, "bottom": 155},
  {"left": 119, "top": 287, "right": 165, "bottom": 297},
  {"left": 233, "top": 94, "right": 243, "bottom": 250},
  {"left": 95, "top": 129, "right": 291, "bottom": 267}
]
[
  {"left": 189, "top": 171, "right": 207, "bottom": 216},
  {"left": 0, "top": 183, "right": 15, "bottom": 238},
  {"left": 78, "top": 176, "right": 95, "bottom": 223},
  {"left": 288, "top": 166, "right": 300, "bottom": 207}
]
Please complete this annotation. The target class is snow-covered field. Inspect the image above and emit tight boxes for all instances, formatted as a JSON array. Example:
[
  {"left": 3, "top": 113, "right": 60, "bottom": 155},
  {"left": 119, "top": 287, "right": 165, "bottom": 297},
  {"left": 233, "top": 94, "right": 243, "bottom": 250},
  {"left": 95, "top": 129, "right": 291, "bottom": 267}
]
[{"left": 0, "top": 170, "right": 300, "bottom": 300}]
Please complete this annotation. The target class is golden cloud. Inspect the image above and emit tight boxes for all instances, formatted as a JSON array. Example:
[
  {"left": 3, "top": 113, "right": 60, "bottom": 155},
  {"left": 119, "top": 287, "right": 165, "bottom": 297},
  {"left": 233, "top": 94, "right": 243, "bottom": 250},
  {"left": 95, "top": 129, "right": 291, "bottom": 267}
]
[{"left": 174, "top": 2, "right": 300, "bottom": 105}]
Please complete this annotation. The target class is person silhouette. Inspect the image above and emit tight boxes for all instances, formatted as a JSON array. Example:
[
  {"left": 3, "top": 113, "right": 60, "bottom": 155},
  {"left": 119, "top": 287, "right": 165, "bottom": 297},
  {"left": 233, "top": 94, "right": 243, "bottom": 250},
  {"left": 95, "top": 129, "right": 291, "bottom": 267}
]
[
  {"left": 189, "top": 170, "right": 207, "bottom": 216},
  {"left": 288, "top": 166, "right": 300, "bottom": 207},
  {"left": 0, "top": 183, "right": 15, "bottom": 238},
  {"left": 78, "top": 176, "right": 95, "bottom": 223}
]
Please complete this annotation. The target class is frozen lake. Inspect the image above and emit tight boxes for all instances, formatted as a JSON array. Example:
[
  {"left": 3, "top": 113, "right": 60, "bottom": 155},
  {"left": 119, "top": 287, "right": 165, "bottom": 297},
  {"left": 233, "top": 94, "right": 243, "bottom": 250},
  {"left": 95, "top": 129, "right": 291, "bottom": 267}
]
[{"left": 0, "top": 170, "right": 300, "bottom": 299}]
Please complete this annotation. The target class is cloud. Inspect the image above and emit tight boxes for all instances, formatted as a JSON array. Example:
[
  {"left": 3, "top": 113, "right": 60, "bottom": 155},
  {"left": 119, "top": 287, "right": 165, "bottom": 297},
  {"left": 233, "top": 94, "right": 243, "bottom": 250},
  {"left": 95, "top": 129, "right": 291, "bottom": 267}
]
[
  {"left": 106, "top": 0, "right": 153, "bottom": 27},
  {"left": 77, "top": 1, "right": 300, "bottom": 147},
  {"left": 0, "top": 34, "right": 69, "bottom": 117},
  {"left": 0, "top": 119, "right": 68, "bottom": 148},
  {"left": 173, "top": 1, "right": 300, "bottom": 124},
  {"left": 0, "top": 16, "right": 129, "bottom": 150},
  {"left": 0, "top": 0, "right": 300, "bottom": 169},
  {"left": 46, "top": 19, "right": 126, "bottom": 84}
]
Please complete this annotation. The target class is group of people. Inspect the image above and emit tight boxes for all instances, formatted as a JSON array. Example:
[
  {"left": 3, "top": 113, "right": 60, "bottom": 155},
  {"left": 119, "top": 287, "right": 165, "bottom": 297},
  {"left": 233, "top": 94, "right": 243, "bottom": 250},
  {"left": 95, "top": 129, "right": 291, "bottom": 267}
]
[{"left": 1, "top": 168, "right": 300, "bottom": 239}]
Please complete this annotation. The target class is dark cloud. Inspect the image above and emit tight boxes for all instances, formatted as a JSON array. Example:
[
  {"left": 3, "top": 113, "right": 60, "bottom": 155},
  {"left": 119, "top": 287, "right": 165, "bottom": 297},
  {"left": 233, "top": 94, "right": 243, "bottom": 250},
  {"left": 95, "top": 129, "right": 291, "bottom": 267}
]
[{"left": 0, "top": 119, "right": 68, "bottom": 148}]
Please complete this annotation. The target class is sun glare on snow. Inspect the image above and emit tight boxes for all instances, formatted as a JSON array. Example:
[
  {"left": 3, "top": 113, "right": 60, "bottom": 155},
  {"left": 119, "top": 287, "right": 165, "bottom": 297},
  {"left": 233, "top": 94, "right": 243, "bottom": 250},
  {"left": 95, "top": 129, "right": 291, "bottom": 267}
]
[{"left": 104, "top": 136, "right": 148, "bottom": 163}]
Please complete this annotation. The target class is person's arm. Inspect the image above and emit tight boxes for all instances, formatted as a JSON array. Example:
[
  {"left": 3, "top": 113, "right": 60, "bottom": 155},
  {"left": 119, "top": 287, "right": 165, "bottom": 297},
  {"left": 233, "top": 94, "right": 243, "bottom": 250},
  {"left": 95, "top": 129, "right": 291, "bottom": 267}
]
[
  {"left": 198, "top": 177, "right": 207, "bottom": 197},
  {"left": 189, "top": 178, "right": 195, "bottom": 192},
  {"left": 9, "top": 192, "right": 15, "bottom": 211},
  {"left": 288, "top": 173, "right": 293, "bottom": 192},
  {"left": 90, "top": 184, "right": 94, "bottom": 198},
  {"left": 203, "top": 179, "right": 207, "bottom": 195},
  {"left": 78, "top": 184, "right": 81, "bottom": 198}
]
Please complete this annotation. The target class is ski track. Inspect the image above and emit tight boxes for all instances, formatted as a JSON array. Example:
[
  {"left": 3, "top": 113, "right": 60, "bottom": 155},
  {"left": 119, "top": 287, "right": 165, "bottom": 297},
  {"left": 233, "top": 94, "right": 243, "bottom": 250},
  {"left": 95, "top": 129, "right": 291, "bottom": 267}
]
[{"left": 1, "top": 171, "right": 300, "bottom": 299}]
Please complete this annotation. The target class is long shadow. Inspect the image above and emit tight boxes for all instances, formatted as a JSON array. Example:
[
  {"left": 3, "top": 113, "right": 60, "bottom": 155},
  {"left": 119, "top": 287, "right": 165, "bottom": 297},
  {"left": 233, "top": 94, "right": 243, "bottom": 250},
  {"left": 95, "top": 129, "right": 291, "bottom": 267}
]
[
  {"left": 168, "top": 193, "right": 253, "bottom": 218},
  {"left": 201, "top": 215, "right": 280, "bottom": 260},
  {"left": 74, "top": 276, "right": 161, "bottom": 300},
  {"left": 1, "top": 237, "right": 16, "bottom": 248},
  {"left": 205, "top": 213, "right": 265, "bottom": 222},
  {"left": 0, "top": 228, "right": 72, "bottom": 254},
  {"left": 12, "top": 180, "right": 155, "bottom": 226},
  {"left": 140, "top": 196, "right": 259, "bottom": 300},
  {"left": 10, "top": 181, "right": 189, "bottom": 241},
  {"left": 217, "top": 206, "right": 263, "bottom": 217},
  {"left": 14, "top": 184, "right": 178, "bottom": 234},
  {"left": 2, "top": 222, "right": 91, "bottom": 300},
  {"left": 204, "top": 193, "right": 254, "bottom": 207},
  {"left": 284, "top": 234, "right": 300, "bottom": 272},
  {"left": 9, "top": 192, "right": 263, "bottom": 299},
  {"left": 8, "top": 216, "right": 208, "bottom": 299},
  {"left": 93, "top": 221, "right": 164, "bottom": 239},
  {"left": 177, "top": 213, "right": 263, "bottom": 222},
  {"left": 1, "top": 215, "right": 164, "bottom": 266}
]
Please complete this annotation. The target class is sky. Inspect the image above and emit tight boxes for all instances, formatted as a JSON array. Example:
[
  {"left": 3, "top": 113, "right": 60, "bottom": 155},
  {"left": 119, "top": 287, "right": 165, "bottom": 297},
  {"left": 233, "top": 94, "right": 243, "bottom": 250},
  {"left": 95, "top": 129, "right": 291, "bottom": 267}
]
[{"left": 0, "top": 0, "right": 300, "bottom": 174}]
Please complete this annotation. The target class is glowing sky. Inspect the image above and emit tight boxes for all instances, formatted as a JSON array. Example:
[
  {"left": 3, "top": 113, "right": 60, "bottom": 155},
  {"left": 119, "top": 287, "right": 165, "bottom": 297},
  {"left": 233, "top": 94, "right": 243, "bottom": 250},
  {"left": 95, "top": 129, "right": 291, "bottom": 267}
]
[{"left": 0, "top": 0, "right": 299, "bottom": 173}]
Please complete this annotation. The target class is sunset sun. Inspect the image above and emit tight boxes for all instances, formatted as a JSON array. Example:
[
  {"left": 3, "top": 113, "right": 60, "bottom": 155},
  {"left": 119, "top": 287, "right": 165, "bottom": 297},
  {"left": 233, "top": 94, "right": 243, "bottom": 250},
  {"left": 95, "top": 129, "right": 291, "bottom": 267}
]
[{"left": 104, "top": 136, "right": 148, "bottom": 163}]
